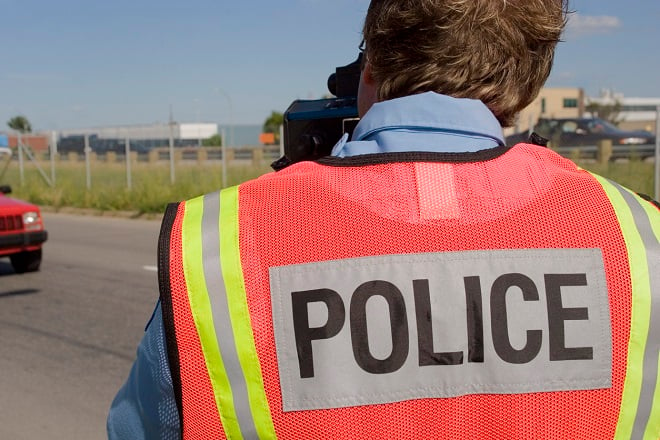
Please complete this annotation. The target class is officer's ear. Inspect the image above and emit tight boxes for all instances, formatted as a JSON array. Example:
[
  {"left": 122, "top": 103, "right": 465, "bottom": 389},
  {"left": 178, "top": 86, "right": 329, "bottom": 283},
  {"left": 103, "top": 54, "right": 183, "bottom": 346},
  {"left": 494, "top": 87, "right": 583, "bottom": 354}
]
[
  {"left": 362, "top": 61, "right": 375, "bottom": 86},
  {"left": 358, "top": 61, "right": 378, "bottom": 117}
]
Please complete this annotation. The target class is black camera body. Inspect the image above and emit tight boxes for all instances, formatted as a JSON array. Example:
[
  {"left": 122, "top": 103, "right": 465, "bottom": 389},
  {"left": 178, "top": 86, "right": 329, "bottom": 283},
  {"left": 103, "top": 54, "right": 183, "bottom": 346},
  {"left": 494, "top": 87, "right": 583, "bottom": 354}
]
[{"left": 272, "top": 54, "right": 362, "bottom": 170}]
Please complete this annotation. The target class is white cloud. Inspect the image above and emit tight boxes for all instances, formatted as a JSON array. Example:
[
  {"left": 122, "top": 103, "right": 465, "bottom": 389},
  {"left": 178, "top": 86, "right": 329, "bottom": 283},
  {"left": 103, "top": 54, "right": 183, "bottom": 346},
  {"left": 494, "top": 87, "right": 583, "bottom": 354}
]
[{"left": 566, "top": 13, "right": 622, "bottom": 37}]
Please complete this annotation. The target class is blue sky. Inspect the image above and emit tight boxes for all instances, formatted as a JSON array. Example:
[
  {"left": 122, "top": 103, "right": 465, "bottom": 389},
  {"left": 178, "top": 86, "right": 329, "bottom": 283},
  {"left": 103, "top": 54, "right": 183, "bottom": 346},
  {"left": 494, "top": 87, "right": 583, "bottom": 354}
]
[{"left": 1, "top": 0, "right": 659, "bottom": 132}]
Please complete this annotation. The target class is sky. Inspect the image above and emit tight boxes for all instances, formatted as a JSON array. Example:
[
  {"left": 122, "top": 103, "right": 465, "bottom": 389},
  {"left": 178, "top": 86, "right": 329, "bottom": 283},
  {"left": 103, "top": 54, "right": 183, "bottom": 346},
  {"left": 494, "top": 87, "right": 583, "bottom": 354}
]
[{"left": 1, "top": 0, "right": 659, "bottom": 132}]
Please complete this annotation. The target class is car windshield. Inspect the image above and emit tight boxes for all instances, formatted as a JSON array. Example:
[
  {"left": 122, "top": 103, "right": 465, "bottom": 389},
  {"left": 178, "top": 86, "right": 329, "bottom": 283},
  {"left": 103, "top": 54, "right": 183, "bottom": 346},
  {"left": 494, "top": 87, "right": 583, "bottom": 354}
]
[
  {"left": 588, "top": 118, "right": 621, "bottom": 134},
  {"left": 533, "top": 119, "right": 560, "bottom": 137}
]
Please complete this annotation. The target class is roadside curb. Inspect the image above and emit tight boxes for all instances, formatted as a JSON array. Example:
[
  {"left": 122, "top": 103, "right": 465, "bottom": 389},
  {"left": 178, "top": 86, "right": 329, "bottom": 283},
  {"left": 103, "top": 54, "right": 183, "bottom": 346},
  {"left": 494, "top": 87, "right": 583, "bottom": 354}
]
[{"left": 40, "top": 205, "right": 163, "bottom": 220}]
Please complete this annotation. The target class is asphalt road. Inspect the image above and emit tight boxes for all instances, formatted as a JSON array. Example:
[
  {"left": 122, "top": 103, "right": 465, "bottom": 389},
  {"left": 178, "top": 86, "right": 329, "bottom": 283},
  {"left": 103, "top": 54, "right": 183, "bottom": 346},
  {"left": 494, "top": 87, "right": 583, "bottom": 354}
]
[{"left": 0, "top": 212, "right": 164, "bottom": 439}]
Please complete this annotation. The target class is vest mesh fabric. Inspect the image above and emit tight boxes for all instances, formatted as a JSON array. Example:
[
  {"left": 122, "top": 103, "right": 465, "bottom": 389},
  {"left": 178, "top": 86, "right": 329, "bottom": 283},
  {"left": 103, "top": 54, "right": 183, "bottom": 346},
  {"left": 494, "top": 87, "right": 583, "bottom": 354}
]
[
  {"left": 234, "top": 145, "right": 629, "bottom": 439},
  {"left": 170, "top": 202, "right": 227, "bottom": 440}
]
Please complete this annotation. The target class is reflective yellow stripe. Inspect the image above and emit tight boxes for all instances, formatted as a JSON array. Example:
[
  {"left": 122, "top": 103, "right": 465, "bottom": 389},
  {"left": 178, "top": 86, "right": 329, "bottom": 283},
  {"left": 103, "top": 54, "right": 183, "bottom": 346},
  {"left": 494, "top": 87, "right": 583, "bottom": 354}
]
[
  {"left": 220, "top": 186, "right": 277, "bottom": 439},
  {"left": 182, "top": 196, "right": 243, "bottom": 438},
  {"left": 639, "top": 199, "right": 660, "bottom": 440},
  {"left": 590, "top": 174, "right": 653, "bottom": 440}
]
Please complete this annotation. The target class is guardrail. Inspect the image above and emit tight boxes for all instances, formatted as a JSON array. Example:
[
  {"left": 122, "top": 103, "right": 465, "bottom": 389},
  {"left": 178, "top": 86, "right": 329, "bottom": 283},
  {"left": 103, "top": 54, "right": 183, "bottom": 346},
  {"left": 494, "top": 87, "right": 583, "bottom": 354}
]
[
  {"left": 15, "top": 141, "right": 658, "bottom": 166},
  {"left": 549, "top": 140, "right": 657, "bottom": 163},
  {"left": 29, "top": 145, "right": 283, "bottom": 167}
]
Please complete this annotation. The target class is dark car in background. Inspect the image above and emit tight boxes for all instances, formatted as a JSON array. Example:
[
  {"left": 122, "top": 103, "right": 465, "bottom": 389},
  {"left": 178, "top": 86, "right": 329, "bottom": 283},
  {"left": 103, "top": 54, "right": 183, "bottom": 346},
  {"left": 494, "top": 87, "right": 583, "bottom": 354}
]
[
  {"left": 91, "top": 138, "right": 151, "bottom": 154},
  {"left": 506, "top": 117, "right": 656, "bottom": 160},
  {"left": 57, "top": 135, "right": 150, "bottom": 155},
  {"left": 56, "top": 134, "right": 88, "bottom": 154}
]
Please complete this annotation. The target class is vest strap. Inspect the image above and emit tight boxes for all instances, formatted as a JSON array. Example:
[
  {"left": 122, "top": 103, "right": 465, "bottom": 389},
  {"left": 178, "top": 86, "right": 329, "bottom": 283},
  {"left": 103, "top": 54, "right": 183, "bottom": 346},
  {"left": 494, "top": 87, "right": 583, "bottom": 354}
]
[{"left": 158, "top": 202, "right": 185, "bottom": 434}]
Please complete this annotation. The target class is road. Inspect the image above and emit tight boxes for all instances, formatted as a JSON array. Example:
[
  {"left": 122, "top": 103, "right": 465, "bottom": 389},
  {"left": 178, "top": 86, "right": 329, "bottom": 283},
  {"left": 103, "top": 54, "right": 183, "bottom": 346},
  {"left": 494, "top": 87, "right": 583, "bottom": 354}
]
[{"left": 0, "top": 212, "right": 163, "bottom": 439}]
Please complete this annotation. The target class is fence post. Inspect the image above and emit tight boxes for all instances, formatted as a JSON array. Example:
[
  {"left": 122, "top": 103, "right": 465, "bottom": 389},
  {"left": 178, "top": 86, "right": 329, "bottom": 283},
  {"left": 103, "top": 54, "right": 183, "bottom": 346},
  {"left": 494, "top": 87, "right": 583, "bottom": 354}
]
[
  {"left": 125, "top": 137, "right": 132, "bottom": 190},
  {"left": 225, "top": 148, "right": 235, "bottom": 162},
  {"left": 17, "top": 132, "right": 24, "bottom": 185},
  {"left": 84, "top": 134, "right": 92, "bottom": 189},
  {"left": 50, "top": 131, "right": 57, "bottom": 186},
  {"left": 169, "top": 121, "right": 176, "bottom": 184},
  {"left": 252, "top": 147, "right": 264, "bottom": 168},
  {"left": 197, "top": 148, "right": 208, "bottom": 164},
  {"left": 597, "top": 139, "right": 612, "bottom": 165}
]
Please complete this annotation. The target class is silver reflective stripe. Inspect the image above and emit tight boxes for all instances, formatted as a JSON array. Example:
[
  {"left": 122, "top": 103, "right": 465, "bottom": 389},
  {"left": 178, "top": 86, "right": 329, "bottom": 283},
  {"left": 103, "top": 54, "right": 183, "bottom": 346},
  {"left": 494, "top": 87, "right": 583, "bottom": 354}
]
[
  {"left": 614, "top": 185, "right": 660, "bottom": 439},
  {"left": 270, "top": 248, "right": 612, "bottom": 411},
  {"left": 202, "top": 192, "right": 258, "bottom": 438}
]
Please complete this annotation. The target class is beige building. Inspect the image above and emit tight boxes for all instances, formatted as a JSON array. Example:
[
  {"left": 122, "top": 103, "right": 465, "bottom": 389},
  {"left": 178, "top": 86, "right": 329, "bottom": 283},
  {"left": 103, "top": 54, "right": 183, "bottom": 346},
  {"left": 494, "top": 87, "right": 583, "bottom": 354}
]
[{"left": 507, "top": 87, "right": 584, "bottom": 136}]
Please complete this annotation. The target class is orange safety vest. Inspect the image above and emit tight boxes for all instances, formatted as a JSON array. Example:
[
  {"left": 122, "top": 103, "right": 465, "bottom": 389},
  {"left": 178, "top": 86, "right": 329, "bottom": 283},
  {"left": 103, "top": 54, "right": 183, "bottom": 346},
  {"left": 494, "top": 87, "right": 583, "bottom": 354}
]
[{"left": 158, "top": 144, "right": 660, "bottom": 440}]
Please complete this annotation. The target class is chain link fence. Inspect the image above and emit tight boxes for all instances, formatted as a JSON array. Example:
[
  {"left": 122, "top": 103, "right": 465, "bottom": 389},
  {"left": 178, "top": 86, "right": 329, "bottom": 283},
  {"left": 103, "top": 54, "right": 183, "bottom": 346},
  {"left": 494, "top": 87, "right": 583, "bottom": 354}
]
[{"left": 2, "top": 126, "right": 283, "bottom": 191}]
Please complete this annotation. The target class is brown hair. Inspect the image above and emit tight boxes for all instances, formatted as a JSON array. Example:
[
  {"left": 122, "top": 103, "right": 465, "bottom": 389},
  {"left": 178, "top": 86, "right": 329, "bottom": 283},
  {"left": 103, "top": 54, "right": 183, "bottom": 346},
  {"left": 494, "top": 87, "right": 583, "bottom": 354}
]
[{"left": 362, "top": 0, "right": 568, "bottom": 126}]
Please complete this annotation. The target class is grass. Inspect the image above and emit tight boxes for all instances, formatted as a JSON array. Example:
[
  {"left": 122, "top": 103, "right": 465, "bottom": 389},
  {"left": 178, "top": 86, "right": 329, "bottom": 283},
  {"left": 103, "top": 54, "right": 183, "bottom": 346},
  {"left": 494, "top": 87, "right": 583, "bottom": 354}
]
[
  {"left": 2, "top": 161, "right": 273, "bottom": 215},
  {"left": 577, "top": 159, "right": 656, "bottom": 197},
  {"left": 1, "top": 157, "right": 657, "bottom": 215}
]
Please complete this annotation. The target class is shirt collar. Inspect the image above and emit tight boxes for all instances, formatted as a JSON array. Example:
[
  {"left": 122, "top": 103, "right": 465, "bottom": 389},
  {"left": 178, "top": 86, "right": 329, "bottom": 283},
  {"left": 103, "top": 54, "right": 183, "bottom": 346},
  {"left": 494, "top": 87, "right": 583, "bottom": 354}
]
[{"left": 332, "top": 92, "right": 505, "bottom": 157}]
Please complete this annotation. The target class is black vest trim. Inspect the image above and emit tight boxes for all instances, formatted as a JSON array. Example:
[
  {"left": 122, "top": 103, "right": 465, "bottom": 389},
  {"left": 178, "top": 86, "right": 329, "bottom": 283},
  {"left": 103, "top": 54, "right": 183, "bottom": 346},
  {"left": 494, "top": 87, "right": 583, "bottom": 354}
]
[
  {"left": 637, "top": 193, "right": 660, "bottom": 210},
  {"left": 315, "top": 146, "right": 512, "bottom": 167},
  {"left": 158, "top": 202, "right": 184, "bottom": 433}
]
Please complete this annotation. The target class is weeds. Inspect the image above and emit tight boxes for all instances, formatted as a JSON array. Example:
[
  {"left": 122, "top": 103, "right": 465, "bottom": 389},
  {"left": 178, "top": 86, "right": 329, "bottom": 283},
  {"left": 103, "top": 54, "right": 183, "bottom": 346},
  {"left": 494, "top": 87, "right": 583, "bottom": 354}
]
[{"left": 4, "top": 162, "right": 273, "bottom": 214}]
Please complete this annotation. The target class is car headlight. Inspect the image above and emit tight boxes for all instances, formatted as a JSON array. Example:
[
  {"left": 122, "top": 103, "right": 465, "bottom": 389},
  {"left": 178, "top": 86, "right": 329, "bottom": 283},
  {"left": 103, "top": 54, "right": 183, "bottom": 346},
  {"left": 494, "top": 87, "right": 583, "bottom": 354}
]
[
  {"left": 619, "top": 137, "right": 648, "bottom": 145},
  {"left": 22, "top": 211, "right": 42, "bottom": 231}
]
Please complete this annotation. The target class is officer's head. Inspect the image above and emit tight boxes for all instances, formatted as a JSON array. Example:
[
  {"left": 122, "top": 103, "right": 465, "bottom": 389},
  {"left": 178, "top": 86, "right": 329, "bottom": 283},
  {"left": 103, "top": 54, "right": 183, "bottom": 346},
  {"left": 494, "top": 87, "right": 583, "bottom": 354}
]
[{"left": 358, "top": 0, "right": 569, "bottom": 126}]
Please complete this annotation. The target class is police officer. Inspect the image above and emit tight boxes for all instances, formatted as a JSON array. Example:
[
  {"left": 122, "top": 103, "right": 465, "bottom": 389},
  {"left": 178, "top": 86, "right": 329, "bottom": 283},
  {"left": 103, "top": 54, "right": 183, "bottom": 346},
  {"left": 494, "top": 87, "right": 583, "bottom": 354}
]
[{"left": 109, "top": 1, "right": 660, "bottom": 438}]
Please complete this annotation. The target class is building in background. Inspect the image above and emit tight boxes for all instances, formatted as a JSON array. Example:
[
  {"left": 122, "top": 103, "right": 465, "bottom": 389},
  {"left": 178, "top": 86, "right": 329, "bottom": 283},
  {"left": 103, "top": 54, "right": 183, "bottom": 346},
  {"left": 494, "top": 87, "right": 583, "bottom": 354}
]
[
  {"left": 0, "top": 122, "right": 266, "bottom": 153},
  {"left": 58, "top": 122, "right": 218, "bottom": 149},
  {"left": 586, "top": 89, "right": 660, "bottom": 133},
  {"left": 0, "top": 133, "right": 50, "bottom": 152}
]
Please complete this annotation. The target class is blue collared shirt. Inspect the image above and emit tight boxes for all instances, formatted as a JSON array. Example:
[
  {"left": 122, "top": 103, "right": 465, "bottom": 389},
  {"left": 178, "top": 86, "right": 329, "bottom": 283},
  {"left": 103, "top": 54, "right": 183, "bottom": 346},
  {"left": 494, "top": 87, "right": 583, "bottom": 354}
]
[
  {"left": 107, "top": 92, "right": 504, "bottom": 439},
  {"left": 333, "top": 91, "right": 503, "bottom": 157}
]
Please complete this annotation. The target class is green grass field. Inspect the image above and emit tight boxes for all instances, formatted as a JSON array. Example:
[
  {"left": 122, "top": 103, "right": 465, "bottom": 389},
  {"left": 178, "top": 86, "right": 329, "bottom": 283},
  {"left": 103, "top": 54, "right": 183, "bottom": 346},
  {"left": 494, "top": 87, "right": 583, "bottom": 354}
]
[
  {"left": 1, "top": 158, "right": 657, "bottom": 216},
  {"left": 2, "top": 162, "right": 273, "bottom": 215},
  {"left": 578, "top": 160, "right": 656, "bottom": 198}
]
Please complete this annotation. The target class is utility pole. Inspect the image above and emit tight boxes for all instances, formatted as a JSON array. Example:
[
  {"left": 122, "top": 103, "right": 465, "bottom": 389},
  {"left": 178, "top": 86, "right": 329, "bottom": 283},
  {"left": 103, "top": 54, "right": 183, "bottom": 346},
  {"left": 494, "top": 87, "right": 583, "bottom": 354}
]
[
  {"left": 213, "top": 87, "right": 234, "bottom": 147},
  {"left": 221, "top": 128, "right": 227, "bottom": 188},
  {"left": 169, "top": 105, "right": 176, "bottom": 184}
]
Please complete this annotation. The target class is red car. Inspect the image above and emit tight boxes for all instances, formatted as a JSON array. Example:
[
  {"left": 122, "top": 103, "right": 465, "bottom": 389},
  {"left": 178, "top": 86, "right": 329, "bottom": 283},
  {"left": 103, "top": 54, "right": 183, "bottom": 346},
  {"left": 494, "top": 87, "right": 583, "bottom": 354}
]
[{"left": 0, "top": 146, "right": 48, "bottom": 273}]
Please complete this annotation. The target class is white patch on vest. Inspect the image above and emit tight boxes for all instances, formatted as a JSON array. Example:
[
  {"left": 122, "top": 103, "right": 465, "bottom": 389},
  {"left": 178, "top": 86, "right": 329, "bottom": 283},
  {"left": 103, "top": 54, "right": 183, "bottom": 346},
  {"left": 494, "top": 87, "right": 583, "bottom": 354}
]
[{"left": 269, "top": 248, "right": 612, "bottom": 412}]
